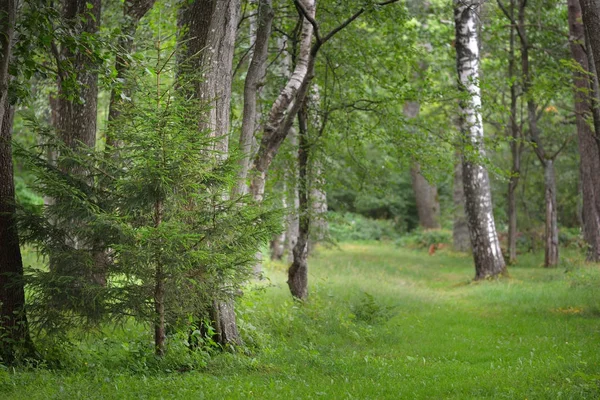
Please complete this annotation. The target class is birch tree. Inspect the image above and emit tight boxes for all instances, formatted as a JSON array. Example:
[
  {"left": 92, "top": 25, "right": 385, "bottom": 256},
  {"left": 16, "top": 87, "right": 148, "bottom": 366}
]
[{"left": 454, "top": 0, "right": 507, "bottom": 279}]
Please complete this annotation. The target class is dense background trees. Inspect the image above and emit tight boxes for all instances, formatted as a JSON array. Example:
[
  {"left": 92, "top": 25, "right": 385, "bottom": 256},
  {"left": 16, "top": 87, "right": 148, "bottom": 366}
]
[{"left": 1, "top": 0, "right": 600, "bottom": 366}]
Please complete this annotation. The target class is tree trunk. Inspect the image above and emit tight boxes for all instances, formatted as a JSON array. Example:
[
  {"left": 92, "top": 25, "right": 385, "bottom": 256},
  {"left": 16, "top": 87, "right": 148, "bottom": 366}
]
[
  {"left": 410, "top": 164, "right": 440, "bottom": 230},
  {"left": 56, "top": 0, "right": 101, "bottom": 151},
  {"left": 568, "top": 0, "right": 600, "bottom": 262},
  {"left": 580, "top": 0, "right": 600, "bottom": 83},
  {"left": 106, "top": 0, "right": 156, "bottom": 147},
  {"left": 234, "top": 0, "right": 273, "bottom": 196},
  {"left": 288, "top": 102, "right": 310, "bottom": 300},
  {"left": 249, "top": 0, "right": 316, "bottom": 202},
  {"left": 404, "top": 100, "right": 440, "bottom": 230},
  {"left": 178, "top": 0, "right": 242, "bottom": 346},
  {"left": 286, "top": 128, "right": 300, "bottom": 263},
  {"left": 543, "top": 160, "right": 559, "bottom": 267},
  {"left": 454, "top": 0, "right": 507, "bottom": 279},
  {"left": 452, "top": 155, "right": 470, "bottom": 252},
  {"left": 506, "top": 0, "right": 521, "bottom": 264},
  {"left": 309, "top": 161, "right": 328, "bottom": 248},
  {"left": 0, "top": 104, "right": 35, "bottom": 362}
]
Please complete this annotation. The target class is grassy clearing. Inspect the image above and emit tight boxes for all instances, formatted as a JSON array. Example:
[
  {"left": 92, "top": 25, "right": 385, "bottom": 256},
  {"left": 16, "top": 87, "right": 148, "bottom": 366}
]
[{"left": 3, "top": 243, "right": 600, "bottom": 399}]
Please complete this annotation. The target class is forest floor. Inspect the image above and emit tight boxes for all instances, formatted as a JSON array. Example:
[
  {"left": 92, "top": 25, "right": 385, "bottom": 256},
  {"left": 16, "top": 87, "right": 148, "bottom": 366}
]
[{"left": 3, "top": 243, "right": 600, "bottom": 399}]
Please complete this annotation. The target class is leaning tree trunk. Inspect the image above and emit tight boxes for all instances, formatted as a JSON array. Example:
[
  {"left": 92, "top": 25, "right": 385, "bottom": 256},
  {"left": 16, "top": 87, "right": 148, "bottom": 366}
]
[
  {"left": 454, "top": 0, "right": 506, "bottom": 279},
  {"left": 288, "top": 102, "right": 310, "bottom": 300},
  {"left": 543, "top": 160, "right": 559, "bottom": 267},
  {"left": 568, "top": 0, "right": 600, "bottom": 262},
  {"left": 178, "top": 0, "right": 242, "bottom": 346},
  {"left": 452, "top": 155, "right": 470, "bottom": 252},
  {"left": 249, "top": 0, "right": 315, "bottom": 202},
  {"left": 0, "top": 41, "right": 35, "bottom": 362},
  {"left": 234, "top": 0, "right": 273, "bottom": 196}
]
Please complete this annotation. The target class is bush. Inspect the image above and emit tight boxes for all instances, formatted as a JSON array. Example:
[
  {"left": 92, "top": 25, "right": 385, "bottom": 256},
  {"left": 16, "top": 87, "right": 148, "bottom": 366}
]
[
  {"left": 328, "top": 212, "right": 402, "bottom": 242},
  {"left": 396, "top": 229, "right": 452, "bottom": 249}
]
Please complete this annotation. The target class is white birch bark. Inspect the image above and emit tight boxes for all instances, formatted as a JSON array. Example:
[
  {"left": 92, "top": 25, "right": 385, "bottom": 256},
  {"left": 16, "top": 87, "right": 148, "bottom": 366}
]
[{"left": 454, "top": 0, "right": 506, "bottom": 279}]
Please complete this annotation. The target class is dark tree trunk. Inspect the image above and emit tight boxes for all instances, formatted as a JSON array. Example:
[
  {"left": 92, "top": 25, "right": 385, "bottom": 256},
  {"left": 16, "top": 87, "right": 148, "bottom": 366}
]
[
  {"left": 543, "top": 160, "right": 559, "bottom": 267},
  {"left": 106, "top": 0, "right": 156, "bottom": 147},
  {"left": 454, "top": 0, "right": 507, "bottom": 279},
  {"left": 452, "top": 155, "right": 470, "bottom": 252},
  {"left": 0, "top": 0, "right": 34, "bottom": 363},
  {"left": 580, "top": 0, "right": 600, "bottom": 83},
  {"left": 178, "top": 0, "right": 242, "bottom": 346},
  {"left": 568, "top": 0, "right": 600, "bottom": 261},
  {"left": 0, "top": 106, "right": 35, "bottom": 362},
  {"left": 288, "top": 102, "right": 310, "bottom": 300}
]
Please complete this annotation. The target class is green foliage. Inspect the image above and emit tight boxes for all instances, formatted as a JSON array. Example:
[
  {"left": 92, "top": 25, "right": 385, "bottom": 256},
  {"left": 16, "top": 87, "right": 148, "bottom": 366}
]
[
  {"left": 328, "top": 212, "right": 402, "bottom": 242},
  {"left": 350, "top": 292, "right": 395, "bottom": 324},
  {"left": 14, "top": 49, "right": 279, "bottom": 352},
  {"left": 396, "top": 228, "right": 452, "bottom": 249}
]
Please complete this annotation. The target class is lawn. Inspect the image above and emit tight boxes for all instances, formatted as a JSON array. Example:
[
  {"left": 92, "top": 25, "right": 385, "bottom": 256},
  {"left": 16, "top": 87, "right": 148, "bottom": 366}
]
[{"left": 3, "top": 243, "right": 600, "bottom": 399}]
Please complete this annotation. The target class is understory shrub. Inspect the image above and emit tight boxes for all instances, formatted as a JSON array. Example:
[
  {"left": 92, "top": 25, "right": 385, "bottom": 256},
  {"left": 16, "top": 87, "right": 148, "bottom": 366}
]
[
  {"left": 328, "top": 212, "right": 401, "bottom": 242},
  {"left": 396, "top": 229, "right": 452, "bottom": 249}
]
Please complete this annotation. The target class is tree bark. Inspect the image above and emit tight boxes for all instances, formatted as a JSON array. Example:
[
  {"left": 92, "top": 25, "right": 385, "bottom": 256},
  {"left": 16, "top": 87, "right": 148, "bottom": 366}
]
[
  {"left": 234, "top": 0, "right": 273, "bottom": 196},
  {"left": 580, "top": 0, "right": 600, "bottom": 83},
  {"left": 286, "top": 128, "right": 300, "bottom": 262},
  {"left": 410, "top": 164, "right": 440, "bottom": 230},
  {"left": 568, "top": 0, "right": 600, "bottom": 261},
  {"left": 249, "top": 0, "right": 316, "bottom": 202},
  {"left": 452, "top": 155, "right": 470, "bottom": 252},
  {"left": 178, "top": 0, "right": 242, "bottom": 346},
  {"left": 543, "top": 160, "right": 559, "bottom": 267},
  {"left": 454, "top": 0, "right": 507, "bottom": 279},
  {"left": 506, "top": 0, "right": 521, "bottom": 264},
  {"left": 0, "top": 102, "right": 35, "bottom": 362},
  {"left": 404, "top": 101, "right": 440, "bottom": 230},
  {"left": 288, "top": 101, "right": 310, "bottom": 300},
  {"left": 106, "top": 0, "right": 156, "bottom": 147},
  {"left": 56, "top": 0, "right": 101, "bottom": 151}
]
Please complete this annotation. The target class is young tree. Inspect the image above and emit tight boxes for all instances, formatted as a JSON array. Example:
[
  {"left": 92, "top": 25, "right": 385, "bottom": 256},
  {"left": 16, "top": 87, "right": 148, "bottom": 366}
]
[
  {"left": 177, "top": 0, "right": 242, "bottom": 345},
  {"left": 454, "top": 0, "right": 507, "bottom": 279}
]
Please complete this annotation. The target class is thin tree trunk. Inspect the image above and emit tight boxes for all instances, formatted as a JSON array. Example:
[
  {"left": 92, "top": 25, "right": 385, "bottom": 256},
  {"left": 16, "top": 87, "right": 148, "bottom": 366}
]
[
  {"left": 286, "top": 128, "right": 300, "bottom": 263},
  {"left": 234, "top": 0, "right": 273, "bottom": 196},
  {"left": 309, "top": 161, "right": 328, "bottom": 247},
  {"left": 452, "top": 155, "right": 470, "bottom": 252},
  {"left": 178, "top": 0, "right": 242, "bottom": 346},
  {"left": 288, "top": 101, "right": 310, "bottom": 300},
  {"left": 506, "top": 0, "right": 521, "bottom": 264},
  {"left": 153, "top": 200, "right": 165, "bottom": 356},
  {"left": 543, "top": 160, "right": 559, "bottom": 267},
  {"left": 249, "top": 0, "right": 315, "bottom": 202},
  {"left": 454, "top": 0, "right": 507, "bottom": 279},
  {"left": 568, "top": 0, "right": 600, "bottom": 261}
]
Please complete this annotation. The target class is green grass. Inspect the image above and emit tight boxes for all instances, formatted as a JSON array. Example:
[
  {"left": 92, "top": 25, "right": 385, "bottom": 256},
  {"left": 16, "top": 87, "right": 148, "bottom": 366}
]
[{"left": 3, "top": 243, "right": 600, "bottom": 399}]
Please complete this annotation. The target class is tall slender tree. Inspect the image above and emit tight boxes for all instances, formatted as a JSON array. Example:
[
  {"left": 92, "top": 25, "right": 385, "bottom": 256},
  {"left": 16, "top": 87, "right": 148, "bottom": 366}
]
[{"left": 454, "top": 0, "right": 507, "bottom": 279}]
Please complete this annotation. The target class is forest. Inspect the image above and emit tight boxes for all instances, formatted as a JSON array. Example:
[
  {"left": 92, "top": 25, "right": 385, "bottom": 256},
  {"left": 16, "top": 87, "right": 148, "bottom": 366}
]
[{"left": 1, "top": 0, "right": 600, "bottom": 398}]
